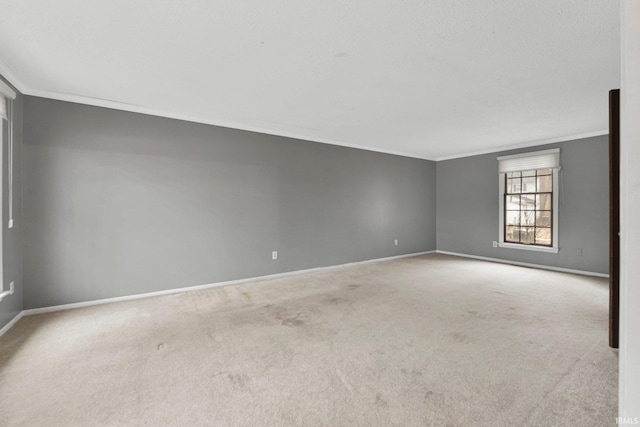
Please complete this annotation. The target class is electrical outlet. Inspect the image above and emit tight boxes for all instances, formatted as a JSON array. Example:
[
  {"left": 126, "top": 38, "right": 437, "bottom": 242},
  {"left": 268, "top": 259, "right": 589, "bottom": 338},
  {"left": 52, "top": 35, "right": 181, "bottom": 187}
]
[
  {"left": 9, "top": 281, "right": 14, "bottom": 295},
  {"left": 272, "top": 251, "right": 278, "bottom": 260},
  {"left": 492, "top": 241, "right": 498, "bottom": 248},
  {"left": 394, "top": 239, "right": 398, "bottom": 246},
  {"left": 576, "top": 248, "right": 583, "bottom": 256}
]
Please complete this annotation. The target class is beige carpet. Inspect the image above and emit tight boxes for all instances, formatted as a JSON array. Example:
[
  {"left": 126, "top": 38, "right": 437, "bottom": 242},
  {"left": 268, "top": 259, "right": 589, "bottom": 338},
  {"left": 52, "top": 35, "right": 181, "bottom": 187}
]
[{"left": 0, "top": 254, "right": 617, "bottom": 426}]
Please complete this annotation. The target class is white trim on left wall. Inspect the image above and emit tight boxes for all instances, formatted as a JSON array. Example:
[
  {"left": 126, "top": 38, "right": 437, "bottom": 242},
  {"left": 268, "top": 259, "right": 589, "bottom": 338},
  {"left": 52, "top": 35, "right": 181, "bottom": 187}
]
[{"left": 0, "top": 311, "right": 24, "bottom": 337}]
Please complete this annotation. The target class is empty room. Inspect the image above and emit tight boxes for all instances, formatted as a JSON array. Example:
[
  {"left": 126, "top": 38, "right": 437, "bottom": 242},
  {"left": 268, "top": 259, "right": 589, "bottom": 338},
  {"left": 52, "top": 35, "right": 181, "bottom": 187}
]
[{"left": 1, "top": 1, "right": 639, "bottom": 426}]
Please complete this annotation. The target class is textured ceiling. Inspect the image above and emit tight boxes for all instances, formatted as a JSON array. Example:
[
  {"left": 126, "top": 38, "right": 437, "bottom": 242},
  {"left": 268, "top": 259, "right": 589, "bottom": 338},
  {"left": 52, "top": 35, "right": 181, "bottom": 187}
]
[{"left": 0, "top": 1, "right": 620, "bottom": 160}]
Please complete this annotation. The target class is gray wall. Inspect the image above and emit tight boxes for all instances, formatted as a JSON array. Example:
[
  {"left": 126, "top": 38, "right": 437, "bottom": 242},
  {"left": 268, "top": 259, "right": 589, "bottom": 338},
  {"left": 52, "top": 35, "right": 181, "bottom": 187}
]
[
  {"left": 0, "top": 75, "right": 23, "bottom": 329},
  {"left": 23, "top": 97, "right": 437, "bottom": 309},
  {"left": 436, "top": 136, "right": 609, "bottom": 274}
]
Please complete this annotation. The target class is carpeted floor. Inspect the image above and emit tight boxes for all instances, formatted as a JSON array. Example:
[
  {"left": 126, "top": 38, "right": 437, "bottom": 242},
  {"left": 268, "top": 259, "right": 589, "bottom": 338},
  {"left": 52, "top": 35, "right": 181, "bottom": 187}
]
[{"left": 0, "top": 254, "right": 618, "bottom": 426}]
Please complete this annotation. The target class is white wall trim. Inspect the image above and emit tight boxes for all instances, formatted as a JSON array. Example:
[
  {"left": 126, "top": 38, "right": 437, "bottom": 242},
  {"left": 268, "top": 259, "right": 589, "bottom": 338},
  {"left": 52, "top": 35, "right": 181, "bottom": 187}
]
[
  {"left": 1, "top": 248, "right": 608, "bottom": 335},
  {"left": 0, "top": 60, "right": 27, "bottom": 95},
  {"left": 22, "top": 87, "right": 435, "bottom": 161},
  {"left": 21, "top": 251, "right": 435, "bottom": 317},
  {"left": 496, "top": 147, "right": 560, "bottom": 162},
  {"left": 0, "top": 311, "right": 24, "bottom": 338},
  {"left": 496, "top": 242, "right": 559, "bottom": 253},
  {"left": 436, "top": 250, "right": 609, "bottom": 278},
  {"left": 0, "top": 58, "right": 604, "bottom": 164},
  {"left": 435, "top": 130, "right": 608, "bottom": 161},
  {"left": 0, "top": 79, "right": 16, "bottom": 99},
  {"left": 0, "top": 56, "right": 435, "bottom": 161}
]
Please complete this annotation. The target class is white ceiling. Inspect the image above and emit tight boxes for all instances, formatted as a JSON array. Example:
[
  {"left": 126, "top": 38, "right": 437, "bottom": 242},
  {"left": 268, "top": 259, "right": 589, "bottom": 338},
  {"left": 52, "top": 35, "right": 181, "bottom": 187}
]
[{"left": 0, "top": 1, "right": 620, "bottom": 160}]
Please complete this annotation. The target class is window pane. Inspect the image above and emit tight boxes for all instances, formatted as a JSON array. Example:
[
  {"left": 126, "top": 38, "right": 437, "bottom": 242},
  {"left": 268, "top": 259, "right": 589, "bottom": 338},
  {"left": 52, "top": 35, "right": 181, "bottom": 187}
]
[
  {"left": 520, "top": 227, "right": 535, "bottom": 244},
  {"left": 505, "top": 226, "right": 519, "bottom": 242},
  {"left": 535, "top": 228, "right": 552, "bottom": 246},
  {"left": 506, "top": 211, "right": 520, "bottom": 226},
  {"left": 506, "top": 195, "right": 520, "bottom": 210},
  {"left": 502, "top": 167, "right": 555, "bottom": 249},
  {"left": 520, "top": 211, "right": 535, "bottom": 226},
  {"left": 521, "top": 177, "right": 536, "bottom": 193},
  {"left": 536, "top": 211, "right": 552, "bottom": 227},
  {"left": 507, "top": 178, "right": 521, "bottom": 193},
  {"left": 537, "top": 194, "right": 552, "bottom": 210},
  {"left": 537, "top": 174, "right": 552, "bottom": 192},
  {"left": 522, "top": 195, "right": 536, "bottom": 210}
]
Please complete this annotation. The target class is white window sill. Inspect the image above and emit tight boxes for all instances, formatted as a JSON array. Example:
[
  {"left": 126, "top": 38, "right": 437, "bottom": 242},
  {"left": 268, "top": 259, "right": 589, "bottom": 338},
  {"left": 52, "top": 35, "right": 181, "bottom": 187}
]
[{"left": 498, "top": 242, "right": 559, "bottom": 254}]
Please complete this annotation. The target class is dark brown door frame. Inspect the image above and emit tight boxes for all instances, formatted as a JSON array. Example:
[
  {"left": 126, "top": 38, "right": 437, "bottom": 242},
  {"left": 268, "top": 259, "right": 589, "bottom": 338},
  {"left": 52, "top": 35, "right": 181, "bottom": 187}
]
[{"left": 609, "top": 89, "right": 620, "bottom": 349}]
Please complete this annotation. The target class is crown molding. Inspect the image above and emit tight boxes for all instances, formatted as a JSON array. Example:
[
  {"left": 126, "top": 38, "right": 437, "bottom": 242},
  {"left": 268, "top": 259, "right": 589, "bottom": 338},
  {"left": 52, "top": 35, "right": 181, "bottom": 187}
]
[
  {"left": 0, "top": 56, "right": 433, "bottom": 160},
  {"left": 0, "top": 58, "right": 606, "bottom": 162},
  {"left": 435, "top": 130, "right": 609, "bottom": 161},
  {"left": 25, "top": 87, "right": 435, "bottom": 161},
  {"left": 0, "top": 59, "right": 28, "bottom": 94},
  {"left": 0, "top": 79, "right": 16, "bottom": 99}
]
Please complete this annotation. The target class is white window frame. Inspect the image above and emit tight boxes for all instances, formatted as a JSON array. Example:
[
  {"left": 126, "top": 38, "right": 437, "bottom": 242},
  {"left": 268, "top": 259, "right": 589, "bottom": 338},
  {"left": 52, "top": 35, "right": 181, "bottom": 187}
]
[
  {"left": 0, "top": 79, "right": 16, "bottom": 302},
  {"left": 497, "top": 149, "right": 560, "bottom": 254}
]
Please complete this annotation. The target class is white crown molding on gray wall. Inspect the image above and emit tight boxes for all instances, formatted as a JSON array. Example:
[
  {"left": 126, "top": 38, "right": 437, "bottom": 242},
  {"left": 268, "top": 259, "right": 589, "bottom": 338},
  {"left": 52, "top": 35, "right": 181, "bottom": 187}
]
[
  {"left": 0, "top": 59, "right": 435, "bottom": 161},
  {"left": 0, "top": 79, "right": 17, "bottom": 99},
  {"left": 0, "top": 60, "right": 27, "bottom": 94},
  {"left": 28, "top": 87, "right": 435, "bottom": 161},
  {"left": 434, "top": 130, "right": 609, "bottom": 161},
  {"left": 0, "top": 1, "right": 619, "bottom": 162},
  {"left": 0, "top": 59, "right": 609, "bottom": 163}
]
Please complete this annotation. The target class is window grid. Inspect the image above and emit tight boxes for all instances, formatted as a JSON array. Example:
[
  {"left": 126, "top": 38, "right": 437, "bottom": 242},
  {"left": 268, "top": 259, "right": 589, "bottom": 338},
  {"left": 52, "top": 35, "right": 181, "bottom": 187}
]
[{"left": 504, "top": 169, "right": 553, "bottom": 247}]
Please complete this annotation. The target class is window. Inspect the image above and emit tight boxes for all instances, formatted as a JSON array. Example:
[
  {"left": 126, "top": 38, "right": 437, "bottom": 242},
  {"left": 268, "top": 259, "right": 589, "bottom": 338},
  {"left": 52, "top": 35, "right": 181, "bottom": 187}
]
[
  {"left": 497, "top": 149, "right": 559, "bottom": 253},
  {"left": 0, "top": 80, "right": 16, "bottom": 302},
  {"left": 0, "top": 80, "right": 15, "bottom": 231}
]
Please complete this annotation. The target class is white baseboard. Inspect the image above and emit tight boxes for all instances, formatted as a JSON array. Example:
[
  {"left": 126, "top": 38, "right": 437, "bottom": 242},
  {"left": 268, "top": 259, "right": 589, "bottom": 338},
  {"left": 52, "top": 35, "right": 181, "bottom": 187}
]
[
  {"left": 22, "top": 250, "right": 436, "bottom": 317},
  {"left": 1, "top": 248, "right": 606, "bottom": 337},
  {"left": 435, "top": 250, "right": 609, "bottom": 278},
  {"left": 0, "top": 311, "right": 24, "bottom": 338}
]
